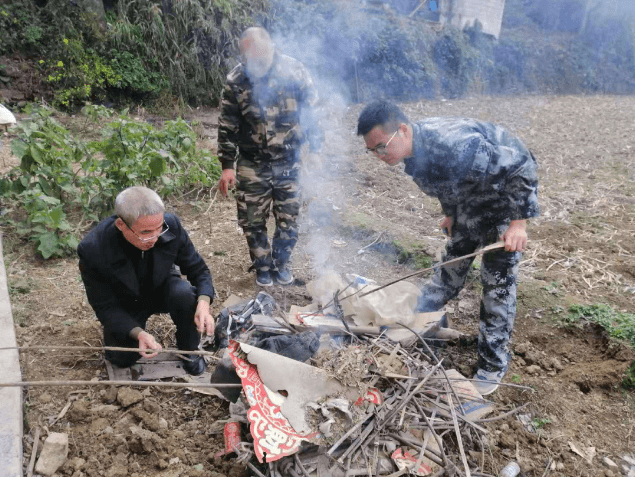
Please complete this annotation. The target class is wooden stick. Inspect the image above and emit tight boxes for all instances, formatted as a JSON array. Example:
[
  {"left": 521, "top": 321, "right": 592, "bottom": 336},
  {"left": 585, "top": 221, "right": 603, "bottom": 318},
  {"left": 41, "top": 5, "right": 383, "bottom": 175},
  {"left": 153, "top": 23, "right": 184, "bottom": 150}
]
[
  {"left": 0, "top": 345, "right": 221, "bottom": 360},
  {"left": 473, "top": 402, "right": 530, "bottom": 423},
  {"left": 352, "top": 242, "right": 505, "bottom": 300},
  {"left": 26, "top": 427, "right": 40, "bottom": 477},
  {"left": 447, "top": 392, "right": 471, "bottom": 477},
  {"left": 0, "top": 380, "right": 242, "bottom": 388},
  {"left": 381, "top": 359, "right": 445, "bottom": 426}
]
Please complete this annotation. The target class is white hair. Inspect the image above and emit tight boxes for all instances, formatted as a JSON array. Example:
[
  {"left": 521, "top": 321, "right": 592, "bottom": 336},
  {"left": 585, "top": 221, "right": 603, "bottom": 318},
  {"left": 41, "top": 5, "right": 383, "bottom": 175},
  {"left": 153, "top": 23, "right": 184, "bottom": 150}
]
[{"left": 115, "top": 186, "right": 165, "bottom": 226}]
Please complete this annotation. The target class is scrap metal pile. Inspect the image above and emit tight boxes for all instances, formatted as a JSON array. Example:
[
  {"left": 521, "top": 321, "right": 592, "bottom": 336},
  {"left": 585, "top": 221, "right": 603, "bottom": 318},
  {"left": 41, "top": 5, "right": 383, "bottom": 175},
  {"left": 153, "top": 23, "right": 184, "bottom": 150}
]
[{"left": 209, "top": 274, "right": 518, "bottom": 477}]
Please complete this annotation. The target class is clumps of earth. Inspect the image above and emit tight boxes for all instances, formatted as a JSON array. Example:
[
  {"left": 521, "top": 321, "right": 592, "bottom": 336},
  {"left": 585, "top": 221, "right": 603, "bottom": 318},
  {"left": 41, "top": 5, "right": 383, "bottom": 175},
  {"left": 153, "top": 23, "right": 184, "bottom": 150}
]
[{"left": 55, "top": 387, "right": 246, "bottom": 477}]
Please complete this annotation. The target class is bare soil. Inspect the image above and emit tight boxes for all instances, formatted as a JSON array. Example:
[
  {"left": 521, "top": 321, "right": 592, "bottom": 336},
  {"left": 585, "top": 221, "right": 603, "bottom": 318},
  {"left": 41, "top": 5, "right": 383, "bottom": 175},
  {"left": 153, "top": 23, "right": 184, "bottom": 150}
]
[{"left": 3, "top": 94, "right": 635, "bottom": 477}]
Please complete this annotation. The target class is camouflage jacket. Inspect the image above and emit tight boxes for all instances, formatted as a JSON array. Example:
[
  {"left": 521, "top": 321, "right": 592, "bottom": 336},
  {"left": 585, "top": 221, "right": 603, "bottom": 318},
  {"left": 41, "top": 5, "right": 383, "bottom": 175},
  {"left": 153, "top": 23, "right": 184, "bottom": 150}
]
[
  {"left": 404, "top": 118, "right": 540, "bottom": 221},
  {"left": 217, "top": 52, "right": 322, "bottom": 170}
]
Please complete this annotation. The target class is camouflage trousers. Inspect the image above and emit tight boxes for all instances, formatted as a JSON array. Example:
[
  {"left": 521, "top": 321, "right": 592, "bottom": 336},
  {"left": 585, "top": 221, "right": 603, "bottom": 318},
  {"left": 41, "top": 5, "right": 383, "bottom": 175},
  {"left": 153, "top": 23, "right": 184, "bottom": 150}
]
[
  {"left": 236, "top": 156, "right": 301, "bottom": 272},
  {"left": 416, "top": 211, "right": 522, "bottom": 373}
]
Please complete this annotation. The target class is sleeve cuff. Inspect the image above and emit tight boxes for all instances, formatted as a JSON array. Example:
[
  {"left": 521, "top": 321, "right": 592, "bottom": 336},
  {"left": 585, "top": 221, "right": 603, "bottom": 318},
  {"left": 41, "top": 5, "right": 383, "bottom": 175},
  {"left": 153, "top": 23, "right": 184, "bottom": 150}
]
[
  {"left": 197, "top": 295, "right": 211, "bottom": 304},
  {"left": 129, "top": 327, "right": 144, "bottom": 340}
]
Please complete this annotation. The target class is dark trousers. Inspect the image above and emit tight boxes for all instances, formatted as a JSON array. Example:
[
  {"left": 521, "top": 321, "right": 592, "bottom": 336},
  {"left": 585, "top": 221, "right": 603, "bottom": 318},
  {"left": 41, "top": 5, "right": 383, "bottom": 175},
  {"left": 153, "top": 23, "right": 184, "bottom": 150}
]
[
  {"left": 104, "top": 274, "right": 200, "bottom": 367},
  {"left": 416, "top": 218, "right": 521, "bottom": 373}
]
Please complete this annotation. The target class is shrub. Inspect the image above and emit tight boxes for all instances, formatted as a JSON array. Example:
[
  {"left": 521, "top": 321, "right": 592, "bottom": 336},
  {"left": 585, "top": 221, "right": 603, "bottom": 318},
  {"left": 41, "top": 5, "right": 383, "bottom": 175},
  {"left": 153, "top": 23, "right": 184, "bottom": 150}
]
[{"left": 1, "top": 105, "right": 221, "bottom": 258}]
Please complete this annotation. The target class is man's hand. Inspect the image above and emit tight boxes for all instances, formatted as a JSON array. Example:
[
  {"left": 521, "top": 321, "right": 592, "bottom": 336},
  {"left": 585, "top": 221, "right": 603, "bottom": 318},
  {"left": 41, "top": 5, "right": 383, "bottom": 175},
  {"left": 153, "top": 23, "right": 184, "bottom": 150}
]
[
  {"left": 194, "top": 300, "right": 215, "bottom": 336},
  {"left": 138, "top": 331, "right": 162, "bottom": 359},
  {"left": 218, "top": 168, "right": 236, "bottom": 197},
  {"left": 500, "top": 219, "right": 528, "bottom": 252},
  {"left": 440, "top": 216, "right": 453, "bottom": 237}
]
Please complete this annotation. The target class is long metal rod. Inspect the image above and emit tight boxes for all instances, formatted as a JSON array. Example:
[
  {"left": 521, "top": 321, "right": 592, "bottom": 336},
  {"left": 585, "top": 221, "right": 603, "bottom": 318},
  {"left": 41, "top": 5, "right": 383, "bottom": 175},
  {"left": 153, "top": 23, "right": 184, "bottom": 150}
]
[
  {"left": 0, "top": 380, "right": 242, "bottom": 388},
  {"left": 0, "top": 345, "right": 220, "bottom": 359}
]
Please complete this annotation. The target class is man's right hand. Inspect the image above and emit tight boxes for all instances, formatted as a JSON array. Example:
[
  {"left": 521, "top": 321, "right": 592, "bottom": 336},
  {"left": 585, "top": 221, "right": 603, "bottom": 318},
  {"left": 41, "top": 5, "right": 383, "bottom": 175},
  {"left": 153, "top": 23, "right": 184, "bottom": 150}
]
[
  {"left": 138, "top": 331, "right": 162, "bottom": 359},
  {"left": 440, "top": 216, "right": 453, "bottom": 237},
  {"left": 218, "top": 168, "right": 236, "bottom": 197}
]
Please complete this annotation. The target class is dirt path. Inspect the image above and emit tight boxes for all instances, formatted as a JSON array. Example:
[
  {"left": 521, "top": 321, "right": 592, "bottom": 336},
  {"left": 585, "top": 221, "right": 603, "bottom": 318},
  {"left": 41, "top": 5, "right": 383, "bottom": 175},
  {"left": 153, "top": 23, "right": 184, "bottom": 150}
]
[{"left": 4, "top": 95, "right": 635, "bottom": 476}]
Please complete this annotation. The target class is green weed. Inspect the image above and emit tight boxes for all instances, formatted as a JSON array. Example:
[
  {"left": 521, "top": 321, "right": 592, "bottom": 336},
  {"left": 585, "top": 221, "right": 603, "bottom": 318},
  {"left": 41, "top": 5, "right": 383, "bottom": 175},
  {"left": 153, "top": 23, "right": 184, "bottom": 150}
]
[
  {"left": 511, "top": 374, "right": 521, "bottom": 384},
  {"left": 567, "top": 303, "right": 635, "bottom": 348},
  {"left": 531, "top": 417, "right": 551, "bottom": 429}
]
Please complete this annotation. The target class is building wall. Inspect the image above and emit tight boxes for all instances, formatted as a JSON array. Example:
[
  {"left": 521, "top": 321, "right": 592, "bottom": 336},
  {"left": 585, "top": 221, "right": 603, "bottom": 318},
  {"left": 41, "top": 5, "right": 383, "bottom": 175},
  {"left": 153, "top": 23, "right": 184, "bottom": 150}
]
[{"left": 440, "top": 0, "right": 506, "bottom": 39}]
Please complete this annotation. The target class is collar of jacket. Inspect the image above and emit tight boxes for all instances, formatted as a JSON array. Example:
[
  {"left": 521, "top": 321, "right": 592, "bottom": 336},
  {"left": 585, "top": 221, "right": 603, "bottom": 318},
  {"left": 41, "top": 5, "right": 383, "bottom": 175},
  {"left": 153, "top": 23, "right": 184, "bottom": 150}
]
[
  {"left": 106, "top": 214, "right": 178, "bottom": 296},
  {"left": 403, "top": 122, "right": 422, "bottom": 178}
]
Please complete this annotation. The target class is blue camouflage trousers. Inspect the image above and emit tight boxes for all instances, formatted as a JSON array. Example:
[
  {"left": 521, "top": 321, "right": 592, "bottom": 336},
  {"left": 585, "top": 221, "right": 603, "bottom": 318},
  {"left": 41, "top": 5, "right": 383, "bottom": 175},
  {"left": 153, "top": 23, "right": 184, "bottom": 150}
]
[
  {"left": 236, "top": 156, "right": 301, "bottom": 272},
  {"left": 417, "top": 212, "right": 522, "bottom": 373}
]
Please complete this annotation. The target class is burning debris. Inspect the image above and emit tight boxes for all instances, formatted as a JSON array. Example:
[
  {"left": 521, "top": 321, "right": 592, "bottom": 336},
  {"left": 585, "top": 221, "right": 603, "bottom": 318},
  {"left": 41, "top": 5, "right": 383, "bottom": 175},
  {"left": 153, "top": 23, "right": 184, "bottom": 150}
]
[{"left": 209, "top": 272, "right": 522, "bottom": 476}]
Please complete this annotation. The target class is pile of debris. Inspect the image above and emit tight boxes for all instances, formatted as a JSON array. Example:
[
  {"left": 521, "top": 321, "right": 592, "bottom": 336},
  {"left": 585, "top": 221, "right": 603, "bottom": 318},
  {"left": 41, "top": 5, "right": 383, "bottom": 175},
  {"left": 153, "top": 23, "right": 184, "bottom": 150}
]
[{"left": 208, "top": 273, "right": 516, "bottom": 477}]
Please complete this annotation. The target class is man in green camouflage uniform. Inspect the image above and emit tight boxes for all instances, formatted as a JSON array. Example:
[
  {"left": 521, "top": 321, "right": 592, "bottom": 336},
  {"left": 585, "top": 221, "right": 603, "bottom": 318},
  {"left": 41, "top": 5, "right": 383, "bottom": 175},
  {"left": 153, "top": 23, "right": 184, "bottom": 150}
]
[
  {"left": 217, "top": 27, "right": 321, "bottom": 286},
  {"left": 358, "top": 101, "right": 540, "bottom": 396}
]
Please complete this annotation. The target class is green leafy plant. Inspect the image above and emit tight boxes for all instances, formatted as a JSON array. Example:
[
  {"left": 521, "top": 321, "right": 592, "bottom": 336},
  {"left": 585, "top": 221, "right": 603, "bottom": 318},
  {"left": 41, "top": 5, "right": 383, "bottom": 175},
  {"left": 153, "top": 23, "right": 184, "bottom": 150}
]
[
  {"left": 531, "top": 417, "right": 551, "bottom": 429},
  {"left": 1, "top": 105, "right": 220, "bottom": 259},
  {"left": 567, "top": 303, "right": 635, "bottom": 347},
  {"left": 623, "top": 362, "right": 635, "bottom": 390},
  {"left": 511, "top": 374, "right": 521, "bottom": 384},
  {"left": 44, "top": 38, "right": 122, "bottom": 109}
]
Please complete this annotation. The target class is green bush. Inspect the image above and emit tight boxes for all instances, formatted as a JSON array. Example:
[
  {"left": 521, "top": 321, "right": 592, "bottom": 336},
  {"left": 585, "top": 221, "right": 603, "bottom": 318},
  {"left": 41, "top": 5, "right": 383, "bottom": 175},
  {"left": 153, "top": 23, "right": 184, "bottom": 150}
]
[
  {"left": 1, "top": 105, "right": 221, "bottom": 258},
  {"left": 0, "top": 1, "right": 46, "bottom": 56}
]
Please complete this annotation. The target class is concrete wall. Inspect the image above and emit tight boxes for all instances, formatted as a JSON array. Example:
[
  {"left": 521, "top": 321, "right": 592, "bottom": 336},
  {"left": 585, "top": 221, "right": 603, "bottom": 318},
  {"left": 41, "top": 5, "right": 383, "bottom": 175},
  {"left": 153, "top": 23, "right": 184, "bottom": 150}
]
[
  {"left": 0, "top": 234, "right": 23, "bottom": 476},
  {"left": 440, "top": 0, "right": 506, "bottom": 38}
]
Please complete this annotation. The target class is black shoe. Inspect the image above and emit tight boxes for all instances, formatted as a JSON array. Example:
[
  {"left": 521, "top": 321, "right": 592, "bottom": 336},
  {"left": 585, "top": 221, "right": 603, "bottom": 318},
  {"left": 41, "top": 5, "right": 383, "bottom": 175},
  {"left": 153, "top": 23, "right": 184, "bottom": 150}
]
[
  {"left": 274, "top": 266, "right": 294, "bottom": 285},
  {"left": 182, "top": 354, "right": 206, "bottom": 375},
  {"left": 256, "top": 269, "right": 274, "bottom": 287}
]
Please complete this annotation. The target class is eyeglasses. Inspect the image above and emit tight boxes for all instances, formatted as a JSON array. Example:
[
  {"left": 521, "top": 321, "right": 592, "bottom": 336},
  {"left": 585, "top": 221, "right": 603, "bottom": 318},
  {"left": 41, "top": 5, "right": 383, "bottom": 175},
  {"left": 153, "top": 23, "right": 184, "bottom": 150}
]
[
  {"left": 367, "top": 129, "right": 399, "bottom": 156},
  {"left": 122, "top": 219, "right": 170, "bottom": 243}
]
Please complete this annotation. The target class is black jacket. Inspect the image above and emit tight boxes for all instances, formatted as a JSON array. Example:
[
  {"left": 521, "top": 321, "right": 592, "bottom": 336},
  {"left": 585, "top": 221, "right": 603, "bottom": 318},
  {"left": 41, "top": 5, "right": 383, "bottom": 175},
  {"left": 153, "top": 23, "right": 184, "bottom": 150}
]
[{"left": 78, "top": 213, "right": 214, "bottom": 339}]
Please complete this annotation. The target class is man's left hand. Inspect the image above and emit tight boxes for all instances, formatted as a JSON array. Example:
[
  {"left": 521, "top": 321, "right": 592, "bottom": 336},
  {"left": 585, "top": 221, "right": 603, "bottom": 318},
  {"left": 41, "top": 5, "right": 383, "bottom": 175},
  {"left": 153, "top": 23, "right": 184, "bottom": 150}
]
[
  {"left": 500, "top": 219, "right": 528, "bottom": 252},
  {"left": 194, "top": 301, "right": 215, "bottom": 336}
]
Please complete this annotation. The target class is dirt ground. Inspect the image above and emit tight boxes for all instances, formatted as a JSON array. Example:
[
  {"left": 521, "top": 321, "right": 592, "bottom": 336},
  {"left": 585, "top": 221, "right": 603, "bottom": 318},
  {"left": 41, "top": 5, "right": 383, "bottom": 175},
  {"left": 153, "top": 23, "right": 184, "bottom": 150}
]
[{"left": 2, "top": 94, "right": 635, "bottom": 477}]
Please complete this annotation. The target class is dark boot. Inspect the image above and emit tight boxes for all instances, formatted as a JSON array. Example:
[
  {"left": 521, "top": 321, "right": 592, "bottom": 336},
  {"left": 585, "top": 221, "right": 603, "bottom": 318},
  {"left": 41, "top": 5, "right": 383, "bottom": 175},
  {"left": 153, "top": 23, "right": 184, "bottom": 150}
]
[{"left": 182, "top": 355, "right": 206, "bottom": 375}]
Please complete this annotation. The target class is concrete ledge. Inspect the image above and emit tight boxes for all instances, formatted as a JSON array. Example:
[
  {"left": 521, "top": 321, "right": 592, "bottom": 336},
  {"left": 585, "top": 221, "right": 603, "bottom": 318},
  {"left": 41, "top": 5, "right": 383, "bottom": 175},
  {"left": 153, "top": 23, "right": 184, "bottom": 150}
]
[{"left": 0, "top": 234, "right": 23, "bottom": 476}]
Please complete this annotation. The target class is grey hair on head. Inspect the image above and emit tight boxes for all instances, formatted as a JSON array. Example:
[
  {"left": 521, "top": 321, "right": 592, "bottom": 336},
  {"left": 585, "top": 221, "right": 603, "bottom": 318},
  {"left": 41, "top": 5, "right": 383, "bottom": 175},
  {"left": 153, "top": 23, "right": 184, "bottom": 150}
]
[
  {"left": 115, "top": 186, "right": 165, "bottom": 227},
  {"left": 240, "top": 26, "right": 272, "bottom": 46}
]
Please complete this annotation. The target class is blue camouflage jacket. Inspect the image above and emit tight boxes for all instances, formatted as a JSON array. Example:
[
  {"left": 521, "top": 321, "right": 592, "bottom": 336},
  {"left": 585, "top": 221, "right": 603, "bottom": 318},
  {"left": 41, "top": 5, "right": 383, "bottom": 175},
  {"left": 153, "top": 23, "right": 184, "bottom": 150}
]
[{"left": 404, "top": 118, "right": 540, "bottom": 223}]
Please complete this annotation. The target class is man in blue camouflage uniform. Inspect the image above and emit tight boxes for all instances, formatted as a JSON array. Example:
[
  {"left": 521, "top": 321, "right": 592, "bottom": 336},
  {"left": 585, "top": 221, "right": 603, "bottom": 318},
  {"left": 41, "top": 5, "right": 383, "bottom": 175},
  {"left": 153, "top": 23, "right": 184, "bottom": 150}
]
[
  {"left": 357, "top": 101, "right": 539, "bottom": 395},
  {"left": 217, "top": 27, "right": 322, "bottom": 286}
]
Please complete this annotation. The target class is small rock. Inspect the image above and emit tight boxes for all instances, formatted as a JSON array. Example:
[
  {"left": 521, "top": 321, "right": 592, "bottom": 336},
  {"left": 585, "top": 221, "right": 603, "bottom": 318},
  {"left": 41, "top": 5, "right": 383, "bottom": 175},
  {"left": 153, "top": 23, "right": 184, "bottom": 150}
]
[
  {"left": 117, "top": 387, "right": 144, "bottom": 408},
  {"left": 602, "top": 457, "right": 618, "bottom": 469},
  {"left": 67, "top": 457, "right": 86, "bottom": 472},
  {"left": 551, "top": 357, "right": 564, "bottom": 371},
  {"left": 158, "top": 459, "right": 168, "bottom": 470},
  {"left": 524, "top": 351, "right": 542, "bottom": 365},
  {"left": 143, "top": 399, "right": 161, "bottom": 414},
  {"left": 556, "top": 462, "right": 565, "bottom": 471},
  {"left": 159, "top": 418, "right": 168, "bottom": 429},
  {"left": 514, "top": 342, "right": 530, "bottom": 355},
  {"left": 103, "top": 387, "right": 118, "bottom": 404},
  {"left": 39, "top": 393, "right": 52, "bottom": 404},
  {"left": 68, "top": 400, "right": 91, "bottom": 423},
  {"left": 624, "top": 456, "right": 635, "bottom": 467},
  {"left": 89, "top": 418, "right": 110, "bottom": 433},
  {"left": 35, "top": 433, "right": 69, "bottom": 476},
  {"left": 169, "top": 457, "right": 181, "bottom": 465},
  {"left": 526, "top": 365, "right": 542, "bottom": 374},
  {"left": 106, "top": 464, "right": 128, "bottom": 476}
]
